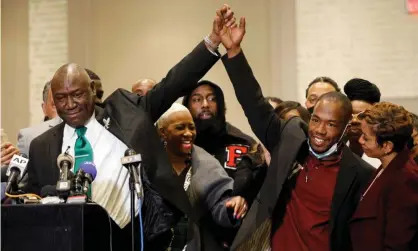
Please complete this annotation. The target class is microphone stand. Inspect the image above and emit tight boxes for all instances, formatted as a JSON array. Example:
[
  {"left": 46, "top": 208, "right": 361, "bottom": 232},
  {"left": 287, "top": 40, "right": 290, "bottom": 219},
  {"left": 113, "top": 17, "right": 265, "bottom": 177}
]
[{"left": 129, "top": 175, "right": 136, "bottom": 251}]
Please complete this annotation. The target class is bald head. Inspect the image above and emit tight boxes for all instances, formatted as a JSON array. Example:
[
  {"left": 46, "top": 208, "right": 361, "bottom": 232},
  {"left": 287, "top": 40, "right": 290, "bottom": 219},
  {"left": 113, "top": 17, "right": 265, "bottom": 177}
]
[
  {"left": 51, "top": 63, "right": 96, "bottom": 128},
  {"left": 51, "top": 63, "right": 91, "bottom": 89},
  {"left": 132, "top": 78, "right": 157, "bottom": 96},
  {"left": 315, "top": 92, "right": 353, "bottom": 124}
]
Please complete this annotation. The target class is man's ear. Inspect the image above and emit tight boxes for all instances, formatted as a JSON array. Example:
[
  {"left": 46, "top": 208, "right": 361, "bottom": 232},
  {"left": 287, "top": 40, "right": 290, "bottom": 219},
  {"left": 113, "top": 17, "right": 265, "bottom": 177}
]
[
  {"left": 41, "top": 103, "right": 46, "bottom": 114},
  {"left": 90, "top": 81, "right": 96, "bottom": 96}
]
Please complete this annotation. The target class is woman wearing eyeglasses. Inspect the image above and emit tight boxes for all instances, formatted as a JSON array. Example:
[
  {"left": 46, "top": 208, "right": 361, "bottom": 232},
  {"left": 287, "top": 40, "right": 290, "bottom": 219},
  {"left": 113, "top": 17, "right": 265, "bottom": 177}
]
[{"left": 350, "top": 102, "right": 418, "bottom": 251}]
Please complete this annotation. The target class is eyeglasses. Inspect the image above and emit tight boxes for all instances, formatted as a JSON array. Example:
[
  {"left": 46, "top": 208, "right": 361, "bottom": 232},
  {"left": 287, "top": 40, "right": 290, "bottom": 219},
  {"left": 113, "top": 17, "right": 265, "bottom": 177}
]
[{"left": 351, "top": 111, "right": 365, "bottom": 121}]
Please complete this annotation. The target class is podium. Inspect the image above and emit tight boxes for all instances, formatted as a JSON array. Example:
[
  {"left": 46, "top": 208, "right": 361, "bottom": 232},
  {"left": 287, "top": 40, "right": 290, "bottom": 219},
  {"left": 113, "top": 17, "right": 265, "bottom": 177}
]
[{"left": 1, "top": 203, "right": 112, "bottom": 251}]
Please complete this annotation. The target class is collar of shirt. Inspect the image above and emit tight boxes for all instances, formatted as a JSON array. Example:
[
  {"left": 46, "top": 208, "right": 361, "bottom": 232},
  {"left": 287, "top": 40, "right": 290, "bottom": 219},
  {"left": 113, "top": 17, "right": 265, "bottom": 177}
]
[
  {"left": 307, "top": 151, "right": 342, "bottom": 168},
  {"left": 63, "top": 112, "right": 97, "bottom": 141}
]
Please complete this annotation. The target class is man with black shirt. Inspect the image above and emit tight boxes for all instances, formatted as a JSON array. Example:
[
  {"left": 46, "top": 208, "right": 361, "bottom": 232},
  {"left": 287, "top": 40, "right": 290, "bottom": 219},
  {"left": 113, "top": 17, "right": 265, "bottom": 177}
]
[{"left": 182, "top": 80, "right": 263, "bottom": 177}]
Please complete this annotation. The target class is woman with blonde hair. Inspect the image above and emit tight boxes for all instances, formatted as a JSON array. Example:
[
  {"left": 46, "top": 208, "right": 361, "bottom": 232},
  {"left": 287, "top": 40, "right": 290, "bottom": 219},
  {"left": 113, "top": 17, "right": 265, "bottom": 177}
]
[{"left": 156, "top": 103, "right": 248, "bottom": 251}]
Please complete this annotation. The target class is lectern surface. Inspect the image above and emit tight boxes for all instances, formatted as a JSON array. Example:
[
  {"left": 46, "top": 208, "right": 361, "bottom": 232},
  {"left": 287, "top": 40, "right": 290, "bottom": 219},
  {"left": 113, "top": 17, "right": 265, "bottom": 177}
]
[{"left": 1, "top": 203, "right": 111, "bottom": 251}]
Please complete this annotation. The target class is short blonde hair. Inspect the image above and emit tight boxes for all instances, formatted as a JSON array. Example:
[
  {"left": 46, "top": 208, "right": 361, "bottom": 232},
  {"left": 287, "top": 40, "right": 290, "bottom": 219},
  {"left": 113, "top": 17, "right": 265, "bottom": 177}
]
[{"left": 156, "top": 103, "right": 191, "bottom": 129}]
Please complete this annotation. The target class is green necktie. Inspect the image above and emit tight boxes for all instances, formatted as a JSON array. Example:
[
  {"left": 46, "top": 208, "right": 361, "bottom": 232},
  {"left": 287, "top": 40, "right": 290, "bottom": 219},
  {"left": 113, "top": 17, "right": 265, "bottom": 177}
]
[{"left": 74, "top": 126, "right": 93, "bottom": 198}]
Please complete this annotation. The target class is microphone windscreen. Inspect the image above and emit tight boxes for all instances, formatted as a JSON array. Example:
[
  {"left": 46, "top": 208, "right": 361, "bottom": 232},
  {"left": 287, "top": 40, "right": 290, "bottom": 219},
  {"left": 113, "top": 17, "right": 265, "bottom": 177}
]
[
  {"left": 124, "top": 148, "right": 136, "bottom": 156},
  {"left": 79, "top": 161, "right": 97, "bottom": 180},
  {"left": 40, "top": 185, "right": 57, "bottom": 197},
  {"left": 56, "top": 153, "right": 74, "bottom": 169}
]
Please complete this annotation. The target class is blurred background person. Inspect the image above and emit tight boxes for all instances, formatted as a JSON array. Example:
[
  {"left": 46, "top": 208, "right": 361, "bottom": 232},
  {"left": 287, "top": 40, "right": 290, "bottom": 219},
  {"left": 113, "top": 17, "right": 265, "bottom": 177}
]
[
  {"left": 408, "top": 113, "right": 418, "bottom": 164},
  {"left": 85, "top": 68, "right": 104, "bottom": 106},
  {"left": 182, "top": 80, "right": 263, "bottom": 177},
  {"left": 351, "top": 102, "right": 418, "bottom": 251},
  {"left": 18, "top": 81, "right": 62, "bottom": 157},
  {"left": 305, "top": 76, "right": 340, "bottom": 114},
  {"left": 344, "top": 78, "right": 381, "bottom": 168},
  {"left": 1, "top": 129, "right": 19, "bottom": 166},
  {"left": 156, "top": 103, "right": 247, "bottom": 251},
  {"left": 132, "top": 78, "right": 157, "bottom": 96},
  {"left": 273, "top": 100, "right": 310, "bottom": 123},
  {"left": 1, "top": 129, "right": 20, "bottom": 182},
  {"left": 41, "top": 81, "right": 57, "bottom": 121},
  {"left": 265, "top": 96, "right": 283, "bottom": 109}
]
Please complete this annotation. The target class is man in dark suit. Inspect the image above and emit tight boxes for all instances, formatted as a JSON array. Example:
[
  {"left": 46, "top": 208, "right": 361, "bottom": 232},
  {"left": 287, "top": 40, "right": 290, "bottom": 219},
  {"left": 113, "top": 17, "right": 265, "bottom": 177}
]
[
  {"left": 24, "top": 6, "right": 235, "bottom": 249},
  {"left": 216, "top": 16, "right": 374, "bottom": 251}
]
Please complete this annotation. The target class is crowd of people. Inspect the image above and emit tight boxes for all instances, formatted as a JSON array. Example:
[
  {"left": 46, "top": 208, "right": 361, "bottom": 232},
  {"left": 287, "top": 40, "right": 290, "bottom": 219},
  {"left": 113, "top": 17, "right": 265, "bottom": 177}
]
[{"left": 1, "top": 4, "right": 418, "bottom": 251}]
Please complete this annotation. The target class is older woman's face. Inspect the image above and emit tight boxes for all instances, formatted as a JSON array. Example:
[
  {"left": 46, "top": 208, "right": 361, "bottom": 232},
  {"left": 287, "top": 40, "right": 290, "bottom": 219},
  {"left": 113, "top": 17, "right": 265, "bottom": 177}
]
[
  {"left": 162, "top": 110, "right": 196, "bottom": 156},
  {"left": 358, "top": 120, "right": 386, "bottom": 159}
]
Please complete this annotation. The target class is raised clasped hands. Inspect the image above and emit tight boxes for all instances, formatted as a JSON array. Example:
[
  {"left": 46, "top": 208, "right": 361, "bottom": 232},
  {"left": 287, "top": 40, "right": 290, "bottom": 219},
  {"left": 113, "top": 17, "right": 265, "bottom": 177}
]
[{"left": 212, "top": 4, "right": 246, "bottom": 58}]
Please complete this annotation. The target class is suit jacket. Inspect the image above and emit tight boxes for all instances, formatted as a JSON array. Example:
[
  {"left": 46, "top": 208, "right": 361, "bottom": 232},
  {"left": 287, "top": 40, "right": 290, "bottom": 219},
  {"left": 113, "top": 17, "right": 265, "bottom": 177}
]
[
  {"left": 186, "top": 145, "right": 237, "bottom": 251},
  {"left": 350, "top": 149, "right": 418, "bottom": 251},
  {"left": 222, "top": 51, "right": 375, "bottom": 251},
  {"left": 25, "top": 41, "right": 219, "bottom": 250},
  {"left": 17, "top": 116, "right": 62, "bottom": 156}
]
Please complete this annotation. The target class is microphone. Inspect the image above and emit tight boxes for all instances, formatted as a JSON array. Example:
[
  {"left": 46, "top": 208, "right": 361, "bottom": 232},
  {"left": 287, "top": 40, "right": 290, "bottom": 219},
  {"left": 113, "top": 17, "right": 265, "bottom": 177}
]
[
  {"left": 73, "top": 169, "right": 86, "bottom": 195},
  {"left": 121, "top": 149, "right": 143, "bottom": 199},
  {"left": 5, "top": 153, "right": 29, "bottom": 193},
  {"left": 79, "top": 161, "right": 97, "bottom": 195},
  {"left": 56, "top": 153, "right": 74, "bottom": 197}
]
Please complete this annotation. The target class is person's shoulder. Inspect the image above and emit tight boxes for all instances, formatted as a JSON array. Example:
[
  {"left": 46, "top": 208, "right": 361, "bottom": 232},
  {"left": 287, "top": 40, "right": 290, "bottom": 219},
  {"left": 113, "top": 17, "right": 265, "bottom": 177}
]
[
  {"left": 31, "top": 121, "right": 63, "bottom": 146},
  {"left": 106, "top": 88, "right": 140, "bottom": 101},
  {"left": 402, "top": 158, "right": 418, "bottom": 183},
  {"left": 225, "top": 122, "right": 257, "bottom": 144},
  {"left": 285, "top": 116, "right": 308, "bottom": 131},
  {"left": 343, "top": 146, "right": 375, "bottom": 175},
  {"left": 279, "top": 116, "right": 309, "bottom": 141},
  {"left": 193, "top": 145, "right": 215, "bottom": 160},
  {"left": 21, "top": 117, "right": 61, "bottom": 136},
  {"left": 192, "top": 145, "right": 222, "bottom": 167}
]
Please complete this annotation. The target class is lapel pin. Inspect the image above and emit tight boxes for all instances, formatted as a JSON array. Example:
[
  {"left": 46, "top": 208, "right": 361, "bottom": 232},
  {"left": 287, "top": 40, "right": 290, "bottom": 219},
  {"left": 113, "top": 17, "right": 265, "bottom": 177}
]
[{"left": 103, "top": 117, "right": 110, "bottom": 129}]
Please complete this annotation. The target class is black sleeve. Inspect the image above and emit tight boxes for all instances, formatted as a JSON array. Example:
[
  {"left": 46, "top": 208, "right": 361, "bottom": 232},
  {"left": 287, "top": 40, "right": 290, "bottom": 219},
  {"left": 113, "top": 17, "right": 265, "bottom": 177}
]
[
  {"left": 142, "top": 41, "right": 220, "bottom": 122},
  {"left": 25, "top": 139, "right": 41, "bottom": 195},
  {"left": 233, "top": 153, "right": 267, "bottom": 206},
  {"left": 222, "top": 51, "right": 283, "bottom": 152}
]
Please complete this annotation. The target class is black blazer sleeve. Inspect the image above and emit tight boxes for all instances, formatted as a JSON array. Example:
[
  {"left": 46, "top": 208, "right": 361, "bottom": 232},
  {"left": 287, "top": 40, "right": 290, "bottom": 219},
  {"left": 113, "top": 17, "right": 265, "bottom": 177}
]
[
  {"left": 222, "top": 51, "right": 282, "bottom": 152},
  {"left": 25, "top": 138, "right": 40, "bottom": 195},
  {"left": 142, "top": 41, "right": 220, "bottom": 122}
]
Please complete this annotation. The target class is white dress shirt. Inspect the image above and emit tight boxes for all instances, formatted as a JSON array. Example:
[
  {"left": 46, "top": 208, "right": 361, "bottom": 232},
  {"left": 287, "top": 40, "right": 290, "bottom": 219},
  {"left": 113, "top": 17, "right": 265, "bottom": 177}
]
[
  {"left": 346, "top": 141, "right": 381, "bottom": 168},
  {"left": 61, "top": 113, "right": 138, "bottom": 228}
]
